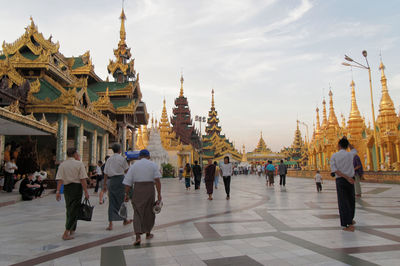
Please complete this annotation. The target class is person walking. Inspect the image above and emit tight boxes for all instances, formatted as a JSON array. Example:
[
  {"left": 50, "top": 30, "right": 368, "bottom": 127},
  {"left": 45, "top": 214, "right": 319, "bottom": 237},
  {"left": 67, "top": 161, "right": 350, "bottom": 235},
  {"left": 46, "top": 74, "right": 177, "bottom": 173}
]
[
  {"left": 56, "top": 148, "right": 89, "bottom": 240},
  {"left": 220, "top": 156, "right": 232, "bottom": 200},
  {"left": 278, "top": 160, "right": 287, "bottom": 186},
  {"left": 213, "top": 161, "right": 220, "bottom": 189},
  {"left": 183, "top": 163, "right": 192, "bottom": 190},
  {"left": 330, "top": 137, "right": 357, "bottom": 232},
  {"left": 205, "top": 159, "right": 216, "bottom": 200},
  {"left": 4, "top": 158, "right": 17, "bottom": 192},
  {"left": 314, "top": 170, "right": 323, "bottom": 192},
  {"left": 99, "top": 156, "right": 109, "bottom": 204},
  {"left": 123, "top": 149, "right": 162, "bottom": 246},
  {"left": 94, "top": 160, "right": 104, "bottom": 194},
  {"left": 353, "top": 153, "right": 363, "bottom": 197},
  {"left": 103, "top": 143, "right": 132, "bottom": 230},
  {"left": 266, "top": 161, "right": 275, "bottom": 187},
  {"left": 192, "top": 161, "right": 202, "bottom": 190}
]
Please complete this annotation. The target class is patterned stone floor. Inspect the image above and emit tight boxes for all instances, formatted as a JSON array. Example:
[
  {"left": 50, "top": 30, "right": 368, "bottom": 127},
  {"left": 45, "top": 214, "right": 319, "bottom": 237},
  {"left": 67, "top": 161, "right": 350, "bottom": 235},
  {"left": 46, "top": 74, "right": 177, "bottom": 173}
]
[{"left": 0, "top": 175, "right": 399, "bottom": 266}]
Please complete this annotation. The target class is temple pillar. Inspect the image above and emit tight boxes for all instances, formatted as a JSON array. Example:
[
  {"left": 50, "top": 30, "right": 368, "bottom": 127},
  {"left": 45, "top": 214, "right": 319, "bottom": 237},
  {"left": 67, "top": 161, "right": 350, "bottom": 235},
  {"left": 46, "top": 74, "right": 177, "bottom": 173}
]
[
  {"left": 0, "top": 135, "right": 4, "bottom": 164},
  {"left": 102, "top": 134, "right": 107, "bottom": 161},
  {"left": 396, "top": 143, "right": 400, "bottom": 165},
  {"left": 91, "top": 129, "right": 97, "bottom": 165},
  {"left": 56, "top": 114, "right": 68, "bottom": 162},
  {"left": 77, "top": 123, "right": 84, "bottom": 158},
  {"left": 122, "top": 125, "right": 127, "bottom": 153}
]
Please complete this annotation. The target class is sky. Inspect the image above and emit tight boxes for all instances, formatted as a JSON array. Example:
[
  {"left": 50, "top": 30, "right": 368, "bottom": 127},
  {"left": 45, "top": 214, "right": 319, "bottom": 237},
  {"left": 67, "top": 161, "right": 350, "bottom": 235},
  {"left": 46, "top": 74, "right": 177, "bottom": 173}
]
[{"left": 1, "top": 0, "right": 400, "bottom": 152}]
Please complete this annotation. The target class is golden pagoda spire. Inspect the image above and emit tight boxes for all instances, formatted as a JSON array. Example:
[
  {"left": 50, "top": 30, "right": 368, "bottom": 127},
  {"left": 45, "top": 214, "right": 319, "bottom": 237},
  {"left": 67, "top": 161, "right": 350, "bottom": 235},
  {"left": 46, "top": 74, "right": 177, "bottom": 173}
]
[
  {"left": 349, "top": 80, "right": 362, "bottom": 120},
  {"left": 179, "top": 74, "right": 184, "bottom": 97},
  {"left": 321, "top": 98, "right": 328, "bottom": 129},
  {"left": 315, "top": 107, "right": 321, "bottom": 133},
  {"left": 377, "top": 60, "right": 396, "bottom": 118},
  {"left": 328, "top": 90, "right": 339, "bottom": 126},
  {"left": 119, "top": 8, "right": 126, "bottom": 44},
  {"left": 211, "top": 89, "right": 215, "bottom": 109},
  {"left": 341, "top": 114, "right": 346, "bottom": 128}
]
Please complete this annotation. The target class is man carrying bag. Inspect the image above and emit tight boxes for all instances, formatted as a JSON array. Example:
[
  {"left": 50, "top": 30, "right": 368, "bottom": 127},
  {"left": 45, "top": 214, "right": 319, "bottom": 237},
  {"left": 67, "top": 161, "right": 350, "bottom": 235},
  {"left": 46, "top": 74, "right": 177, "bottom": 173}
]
[{"left": 56, "top": 148, "right": 89, "bottom": 240}]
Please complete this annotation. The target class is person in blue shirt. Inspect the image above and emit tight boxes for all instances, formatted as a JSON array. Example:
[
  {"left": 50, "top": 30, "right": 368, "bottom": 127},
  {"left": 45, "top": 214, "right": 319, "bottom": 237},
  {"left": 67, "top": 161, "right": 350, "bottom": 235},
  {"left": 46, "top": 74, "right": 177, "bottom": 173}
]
[{"left": 266, "top": 161, "right": 275, "bottom": 187}]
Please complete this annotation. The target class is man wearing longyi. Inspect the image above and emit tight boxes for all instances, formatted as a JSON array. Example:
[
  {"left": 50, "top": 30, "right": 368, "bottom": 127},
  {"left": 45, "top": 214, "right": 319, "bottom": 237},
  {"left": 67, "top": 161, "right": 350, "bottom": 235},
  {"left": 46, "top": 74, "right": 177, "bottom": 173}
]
[{"left": 123, "top": 149, "right": 162, "bottom": 246}]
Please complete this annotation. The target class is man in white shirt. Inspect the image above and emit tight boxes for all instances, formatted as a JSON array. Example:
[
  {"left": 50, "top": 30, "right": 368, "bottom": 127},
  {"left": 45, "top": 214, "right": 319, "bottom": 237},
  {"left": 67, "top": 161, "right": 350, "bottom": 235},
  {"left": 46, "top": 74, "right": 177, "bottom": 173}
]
[
  {"left": 219, "top": 156, "right": 233, "bottom": 200},
  {"left": 123, "top": 149, "right": 162, "bottom": 246},
  {"left": 103, "top": 143, "right": 131, "bottom": 230},
  {"left": 56, "top": 148, "right": 89, "bottom": 240},
  {"left": 4, "top": 158, "right": 17, "bottom": 192},
  {"left": 330, "top": 137, "right": 357, "bottom": 232}
]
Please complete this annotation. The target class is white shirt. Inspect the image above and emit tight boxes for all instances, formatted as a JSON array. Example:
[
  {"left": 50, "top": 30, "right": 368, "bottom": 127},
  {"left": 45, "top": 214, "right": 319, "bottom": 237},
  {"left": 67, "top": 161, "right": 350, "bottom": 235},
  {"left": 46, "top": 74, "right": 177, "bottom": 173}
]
[
  {"left": 96, "top": 165, "right": 102, "bottom": 175},
  {"left": 56, "top": 158, "right": 87, "bottom": 185},
  {"left": 315, "top": 173, "right": 322, "bottom": 182},
  {"left": 220, "top": 163, "right": 233, "bottom": 176},
  {"left": 330, "top": 149, "right": 357, "bottom": 178},
  {"left": 123, "top": 158, "right": 161, "bottom": 186},
  {"left": 104, "top": 153, "right": 129, "bottom": 177},
  {"left": 5, "top": 161, "right": 17, "bottom": 173}
]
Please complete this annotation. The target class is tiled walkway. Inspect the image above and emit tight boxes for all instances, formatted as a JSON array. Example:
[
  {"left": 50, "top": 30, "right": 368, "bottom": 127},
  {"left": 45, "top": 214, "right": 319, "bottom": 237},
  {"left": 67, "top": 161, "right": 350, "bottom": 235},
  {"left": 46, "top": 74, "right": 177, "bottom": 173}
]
[{"left": 1, "top": 175, "right": 399, "bottom": 266}]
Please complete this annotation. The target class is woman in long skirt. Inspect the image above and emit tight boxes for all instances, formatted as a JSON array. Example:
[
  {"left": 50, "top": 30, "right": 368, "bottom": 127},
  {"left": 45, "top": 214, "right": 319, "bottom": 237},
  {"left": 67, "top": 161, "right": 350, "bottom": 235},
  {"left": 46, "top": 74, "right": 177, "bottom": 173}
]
[
  {"left": 205, "top": 160, "right": 216, "bottom": 200},
  {"left": 213, "top": 161, "right": 220, "bottom": 189}
]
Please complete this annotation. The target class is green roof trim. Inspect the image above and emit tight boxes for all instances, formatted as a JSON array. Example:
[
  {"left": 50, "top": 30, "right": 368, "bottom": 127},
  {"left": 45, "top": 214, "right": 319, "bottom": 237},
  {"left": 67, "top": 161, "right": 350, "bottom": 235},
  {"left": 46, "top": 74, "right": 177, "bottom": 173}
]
[
  {"left": 20, "top": 51, "right": 39, "bottom": 60},
  {"left": 33, "top": 79, "right": 62, "bottom": 101},
  {"left": 203, "top": 150, "right": 215, "bottom": 156},
  {"left": 0, "top": 54, "right": 6, "bottom": 60},
  {"left": 86, "top": 88, "right": 99, "bottom": 102},
  {"left": 71, "top": 57, "right": 85, "bottom": 69},
  {"left": 112, "top": 98, "right": 133, "bottom": 108},
  {"left": 87, "top": 81, "right": 130, "bottom": 93}
]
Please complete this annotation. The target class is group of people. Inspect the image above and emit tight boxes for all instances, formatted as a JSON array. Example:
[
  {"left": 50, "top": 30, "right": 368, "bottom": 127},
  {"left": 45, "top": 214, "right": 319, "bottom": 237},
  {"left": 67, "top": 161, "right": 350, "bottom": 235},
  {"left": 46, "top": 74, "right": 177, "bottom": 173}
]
[
  {"left": 180, "top": 156, "right": 233, "bottom": 200},
  {"left": 55, "top": 144, "right": 162, "bottom": 245},
  {"left": 256, "top": 160, "right": 288, "bottom": 187}
]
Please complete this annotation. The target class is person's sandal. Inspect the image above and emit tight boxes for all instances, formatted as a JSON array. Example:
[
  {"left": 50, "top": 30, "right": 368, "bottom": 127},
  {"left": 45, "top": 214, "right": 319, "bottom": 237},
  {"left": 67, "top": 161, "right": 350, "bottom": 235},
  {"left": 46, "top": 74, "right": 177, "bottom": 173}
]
[
  {"left": 146, "top": 233, "right": 154, "bottom": 239},
  {"left": 133, "top": 240, "right": 141, "bottom": 246},
  {"left": 123, "top": 219, "right": 133, "bottom": 226}
]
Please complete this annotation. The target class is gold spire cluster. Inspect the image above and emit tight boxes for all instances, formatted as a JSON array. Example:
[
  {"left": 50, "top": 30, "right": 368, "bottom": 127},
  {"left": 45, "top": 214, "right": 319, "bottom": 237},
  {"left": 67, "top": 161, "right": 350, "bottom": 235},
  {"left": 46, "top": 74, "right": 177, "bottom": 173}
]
[
  {"left": 179, "top": 74, "right": 184, "bottom": 97},
  {"left": 306, "top": 58, "right": 400, "bottom": 171}
]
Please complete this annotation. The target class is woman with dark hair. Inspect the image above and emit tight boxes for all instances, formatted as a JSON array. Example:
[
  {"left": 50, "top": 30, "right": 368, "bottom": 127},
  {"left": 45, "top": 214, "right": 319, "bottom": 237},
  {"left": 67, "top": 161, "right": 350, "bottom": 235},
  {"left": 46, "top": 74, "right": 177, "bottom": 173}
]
[
  {"left": 213, "top": 161, "right": 220, "bottom": 189},
  {"left": 205, "top": 159, "right": 216, "bottom": 200},
  {"left": 219, "top": 156, "right": 233, "bottom": 200},
  {"left": 183, "top": 163, "right": 192, "bottom": 190}
]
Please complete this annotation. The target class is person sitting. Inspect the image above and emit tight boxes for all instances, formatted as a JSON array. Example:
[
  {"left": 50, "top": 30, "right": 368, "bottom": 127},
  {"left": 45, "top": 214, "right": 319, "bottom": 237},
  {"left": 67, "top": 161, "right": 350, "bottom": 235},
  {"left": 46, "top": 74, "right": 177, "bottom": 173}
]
[
  {"left": 19, "top": 173, "right": 41, "bottom": 200},
  {"left": 33, "top": 173, "right": 46, "bottom": 198}
]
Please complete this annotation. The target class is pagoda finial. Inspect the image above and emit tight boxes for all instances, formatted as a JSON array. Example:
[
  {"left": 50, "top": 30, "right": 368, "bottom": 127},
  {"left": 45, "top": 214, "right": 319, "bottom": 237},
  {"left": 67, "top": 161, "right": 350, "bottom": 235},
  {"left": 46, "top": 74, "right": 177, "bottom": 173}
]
[
  {"left": 321, "top": 97, "right": 328, "bottom": 129},
  {"left": 328, "top": 90, "right": 339, "bottom": 126},
  {"left": 211, "top": 89, "right": 215, "bottom": 109},
  {"left": 315, "top": 106, "right": 321, "bottom": 133},
  {"left": 179, "top": 73, "right": 184, "bottom": 97},
  {"left": 377, "top": 58, "right": 396, "bottom": 128},
  {"left": 119, "top": 8, "right": 127, "bottom": 43},
  {"left": 105, "top": 87, "right": 109, "bottom": 97},
  {"left": 349, "top": 80, "right": 361, "bottom": 120}
]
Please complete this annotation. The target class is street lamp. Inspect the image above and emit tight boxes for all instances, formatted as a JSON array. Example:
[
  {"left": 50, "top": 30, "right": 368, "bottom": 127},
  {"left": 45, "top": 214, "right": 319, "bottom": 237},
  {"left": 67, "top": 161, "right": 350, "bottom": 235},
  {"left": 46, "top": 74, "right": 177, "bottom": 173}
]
[
  {"left": 195, "top": 115, "right": 206, "bottom": 167},
  {"left": 342, "top": 50, "right": 380, "bottom": 170}
]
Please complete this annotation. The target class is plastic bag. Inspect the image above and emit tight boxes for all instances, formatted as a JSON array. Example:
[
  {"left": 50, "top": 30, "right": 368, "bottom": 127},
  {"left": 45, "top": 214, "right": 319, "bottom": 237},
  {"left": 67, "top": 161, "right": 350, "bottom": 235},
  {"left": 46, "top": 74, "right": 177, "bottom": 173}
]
[{"left": 118, "top": 202, "right": 128, "bottom": 219}]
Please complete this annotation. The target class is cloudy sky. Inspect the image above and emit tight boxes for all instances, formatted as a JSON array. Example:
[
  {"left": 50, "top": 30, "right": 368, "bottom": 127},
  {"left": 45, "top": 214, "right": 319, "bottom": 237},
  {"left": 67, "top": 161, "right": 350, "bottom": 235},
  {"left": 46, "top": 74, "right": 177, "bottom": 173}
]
[{"left": 1, "top": 0, "right": 400, "bottom": 151}]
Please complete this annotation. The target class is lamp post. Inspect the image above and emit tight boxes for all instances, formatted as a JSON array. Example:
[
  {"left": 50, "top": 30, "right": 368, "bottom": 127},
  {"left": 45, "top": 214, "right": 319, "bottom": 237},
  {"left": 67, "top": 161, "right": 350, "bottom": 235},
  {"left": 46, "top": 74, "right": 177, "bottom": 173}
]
[
  {"left": 342, "top": 50, "right": 380, "bottom": 170},
  {"left": 195, "top": 115, "right": 206, "bottom": 167}
]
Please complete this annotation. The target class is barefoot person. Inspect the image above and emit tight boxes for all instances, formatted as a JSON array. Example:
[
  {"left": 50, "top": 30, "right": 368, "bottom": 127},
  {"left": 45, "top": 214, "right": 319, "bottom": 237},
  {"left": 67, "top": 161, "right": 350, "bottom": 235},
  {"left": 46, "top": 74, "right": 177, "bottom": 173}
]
[
  {"left": 205, "top": 159, "right": 216, "bottom": 200},
  {"left": 103, "top": 143, "right": 132, "bottom": 230},
  {"left": 330, "top": 137, "right": 357, "bottom": 232},
  {"left": 123, "top": 149, "right": 162, "bottom": 246},
  {"left": 56, "top": 148, "right": 89, "bottom": 240}
]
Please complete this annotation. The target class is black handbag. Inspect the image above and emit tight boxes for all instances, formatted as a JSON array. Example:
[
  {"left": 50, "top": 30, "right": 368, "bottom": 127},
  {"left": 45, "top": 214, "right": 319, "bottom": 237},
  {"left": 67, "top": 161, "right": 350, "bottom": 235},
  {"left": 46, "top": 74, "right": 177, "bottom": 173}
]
[{"left": 78, "top": 198, "right": 94, "bottom": 221}]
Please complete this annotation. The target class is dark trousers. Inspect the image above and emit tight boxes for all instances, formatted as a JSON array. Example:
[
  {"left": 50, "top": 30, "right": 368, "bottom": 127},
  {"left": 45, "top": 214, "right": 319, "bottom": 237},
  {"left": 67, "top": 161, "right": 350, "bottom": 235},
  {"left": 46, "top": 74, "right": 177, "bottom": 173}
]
[
  {"left": 64, "top": 183, "right": 83, "bottom": 231},
  {"left": 194, "top": 174, "right": 201, "bottom": 189},
  {"left": 3, "top": 172, "right": 14, "bottom": 192},
  {"left": 316, "top": 182, "right": 322, "bottom": 192},
  {"left": 335, "top": 177, "right": 355, "bottom": 227},
  {"left": 21, "top": 187, "right": 43, "bottom": 200},
  {"left": 279, "top": 174, "right": 286, "bottom": 186},
  {"left": 223, "top": 176, "right": 231, "bottom": 197},
  {"left": 94, "top": 175, "right": 103, "bottom": 193},
  {"left": 185, "top": 177, "right": 191, "bottom": 188}
]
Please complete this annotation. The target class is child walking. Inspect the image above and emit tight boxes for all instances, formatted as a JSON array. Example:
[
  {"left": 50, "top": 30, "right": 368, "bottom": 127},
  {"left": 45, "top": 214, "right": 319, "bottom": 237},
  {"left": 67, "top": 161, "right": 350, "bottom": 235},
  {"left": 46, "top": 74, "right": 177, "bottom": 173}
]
[{"left": 314, "top": 170, "right": 323, "bottom": 192}]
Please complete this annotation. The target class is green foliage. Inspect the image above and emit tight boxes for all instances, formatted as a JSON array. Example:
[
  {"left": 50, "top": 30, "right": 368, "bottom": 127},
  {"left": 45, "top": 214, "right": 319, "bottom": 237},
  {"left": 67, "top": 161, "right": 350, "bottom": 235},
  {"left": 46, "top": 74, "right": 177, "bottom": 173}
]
[{"left": 161, "top": 163, "right": 175, "bottom": 178}]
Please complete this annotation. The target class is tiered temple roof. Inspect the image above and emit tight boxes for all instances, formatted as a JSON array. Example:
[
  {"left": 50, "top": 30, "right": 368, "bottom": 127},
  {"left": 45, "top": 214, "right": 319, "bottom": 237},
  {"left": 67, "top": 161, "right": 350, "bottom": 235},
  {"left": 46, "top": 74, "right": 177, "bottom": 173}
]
[
  {"left": 170, "top": 75, "right": 200, "bottom": 148},
  {"left": 202, "top": 89, "right": 241, "bottom": 162}
]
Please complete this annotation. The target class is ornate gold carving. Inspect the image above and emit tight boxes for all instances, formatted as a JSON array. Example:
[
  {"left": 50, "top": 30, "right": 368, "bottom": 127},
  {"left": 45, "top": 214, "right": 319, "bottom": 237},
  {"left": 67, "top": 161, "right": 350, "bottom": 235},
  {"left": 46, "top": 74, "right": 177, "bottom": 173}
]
[{"left": 0, "top": 101, "right": 57, "bottom": 135}]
